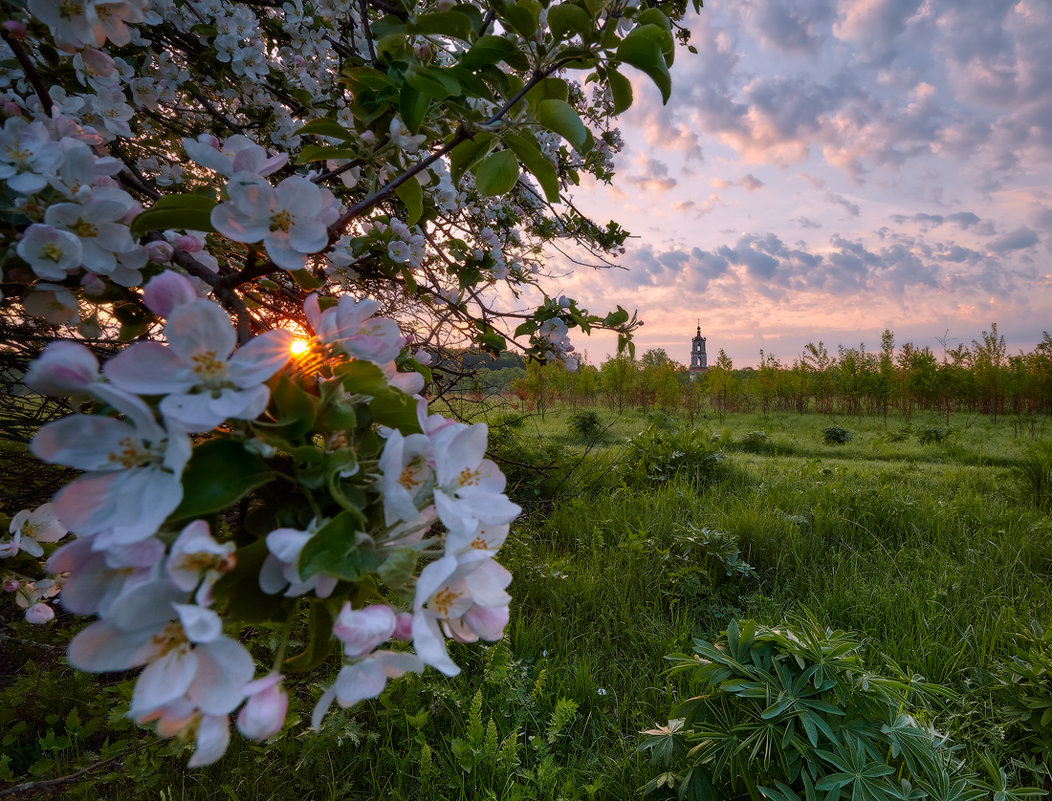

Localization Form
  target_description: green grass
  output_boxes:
[5,405,1052,798]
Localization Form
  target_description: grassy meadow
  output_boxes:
[3,403,1052,799]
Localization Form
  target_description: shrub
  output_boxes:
[639,618,994,801]
[618,425,726,488]
[568,411,603,440]
[646,410,676,429]
[917,426,949,444]
[738,430,772,454]
[1010,444,1052,511]
[823,426,852,445]
[997,619,1052,762]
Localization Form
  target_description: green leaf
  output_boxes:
[395,176,424,225]
[211,540,295,623]
[130,193,216,236]
[503,132,559,202]
[634,8,672,35]
[169,439,276,522]
[295,145,358,164]
[405,65,461,100]
[270,373,320,439]
[616,25,672,103]
[527,77,570,108]
[369,390,421,431]
[537,98,592,152]
[472,149,520,196]
[336,359,397,397]
[502,0,540,38]
[295,118,358,141]
[283,600,336,672]
[458,35,530,71]
[409,10,474,40]
[399,82,430,134]
[607,68,633,114]
[547,3,592,40]
[299,510,382,582]
[377,547,418,591]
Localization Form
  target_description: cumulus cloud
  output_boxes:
[827,192,861,217]
[988,227,1039,254]
[625,155,678,193]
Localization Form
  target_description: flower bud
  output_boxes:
[2,20,27,39]
[237,674,288,740]
[25,602,55,624]
[145,240,174,263]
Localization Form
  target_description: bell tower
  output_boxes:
[690,321,707,375]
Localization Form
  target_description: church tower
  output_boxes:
[690,322,707,375]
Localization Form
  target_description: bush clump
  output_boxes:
[640,618,1021,801]
[568,410,603,440]
[738,430,772,454]
[823,426,852,445]
[618,425,726,488]
[1010,444,1052,511]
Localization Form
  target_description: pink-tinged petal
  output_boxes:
[160,392,230,432]
[68,620,153,672]
[25,603,55,624]
[414,556,459,612]
[212,384,271,422]
[226,172,275,216]
[211,203,268,243]
[163,430,192,474]
[167,521,220,591]
[334,660,386,707]
[333,604,396,658]
[314,575,338,599]
[275,176,323,217]
[32,415,137,470]
[25,341,100,396]
[48,540,104,613]
[464,559,512,607]
[143,271,198,316]
[174,603,222,643]
[286,217,328,255]
[108,580,188,630]
[311,681,339,731]
[376,650,425,678]
[435,425,489,486]
[237,675,287,740]
[187,714,230,768]
[132,648,198,714]
[433,490,474,534]
[91,469,184,546]
[262,232,308,271]
[455,487,521,525]
[166,300,237,361]
[258,554,287,594]
[189,638,254,714]
[266,528,310,563]
[303,293,322,332]
[411,611,459,676]
[463,604,510,641]
[226,329,292,386]
[106,342,195,394]
[150,699,196,736]
[51,473,121,538]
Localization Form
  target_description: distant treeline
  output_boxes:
[452,324,1052,421]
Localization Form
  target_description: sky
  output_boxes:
[552,0,1052,368]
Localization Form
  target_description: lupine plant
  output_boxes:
[0,0,702,768]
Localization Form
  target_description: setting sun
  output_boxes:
[290,338,310,356]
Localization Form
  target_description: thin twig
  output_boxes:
[0,746,141,800]
[1,29,52,115]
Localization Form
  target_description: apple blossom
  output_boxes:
[211,173,337,271]
[105,298,292,432]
